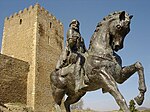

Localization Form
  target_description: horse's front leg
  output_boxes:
[118,61,147,105]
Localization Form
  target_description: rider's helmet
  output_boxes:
[69,19,80,27]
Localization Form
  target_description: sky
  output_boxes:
[0,0,150,111]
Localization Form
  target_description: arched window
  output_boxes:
[50,22,52,28]
[19,19,22,25]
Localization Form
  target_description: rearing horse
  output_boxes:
[50,11,146,112]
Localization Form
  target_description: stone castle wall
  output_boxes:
[0,54,29,104]
[1,4,64,111]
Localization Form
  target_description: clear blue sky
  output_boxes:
[0,0,150,111]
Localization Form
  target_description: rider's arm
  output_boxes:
[80,37,87,53]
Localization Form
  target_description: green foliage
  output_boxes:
[129,100,138,112]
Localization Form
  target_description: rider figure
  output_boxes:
[56,19,87,92]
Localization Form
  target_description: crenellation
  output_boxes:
[4,9,32,22]
[13,12,18,17]
[57,19,63,26]
[40,7,45,12]
[48,13,53,17]
[29,5,33,10]
[32,3,63,29]
[5,17,9,21]
[9,15,14,19]
[45,10,49,14]
[4,4,61,22]
[34,3,40,8]
[56,19,60,24]
[59,21,63,26]
[23,8,28,12]
[19,10,23,14]
[52,16,56,20]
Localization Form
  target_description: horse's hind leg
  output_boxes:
[51,85,65,112]
[109,87,130,112]
[118,61,146,105]
[64,92,86,112]
[100,69,130,112]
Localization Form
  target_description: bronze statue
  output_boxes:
[56,19,87,92]
[50,11,147,112]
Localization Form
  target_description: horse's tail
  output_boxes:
[50,70,66,89]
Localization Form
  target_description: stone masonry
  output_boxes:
[0,54,29,104]
[0,4,64,112]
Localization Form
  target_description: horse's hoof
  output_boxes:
[134,94,144,105]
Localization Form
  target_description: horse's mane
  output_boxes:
[96,11,126,30]
[103,11,124,21]
[89,11,127,49]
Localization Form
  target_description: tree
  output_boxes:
[129,100,138,112]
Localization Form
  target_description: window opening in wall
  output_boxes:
[19,19,22,25]
[50,22,52,28]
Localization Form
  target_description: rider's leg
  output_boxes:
[117,61,146,105]
[100,69,130,112]
[75,58,87,92]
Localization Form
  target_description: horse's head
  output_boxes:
[107,11,133,51]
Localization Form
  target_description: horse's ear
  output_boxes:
[119,11,125,21]
[129,15,133,20]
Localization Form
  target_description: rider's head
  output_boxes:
[69,19,80,29]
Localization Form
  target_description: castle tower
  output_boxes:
[1,4,64,111]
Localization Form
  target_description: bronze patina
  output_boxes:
[50,11,146,112]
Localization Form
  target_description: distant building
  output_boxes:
[0,3,64,111]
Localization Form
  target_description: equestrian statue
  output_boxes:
[50,11,147,112]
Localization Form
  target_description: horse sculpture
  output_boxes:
[50,11,146,112]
